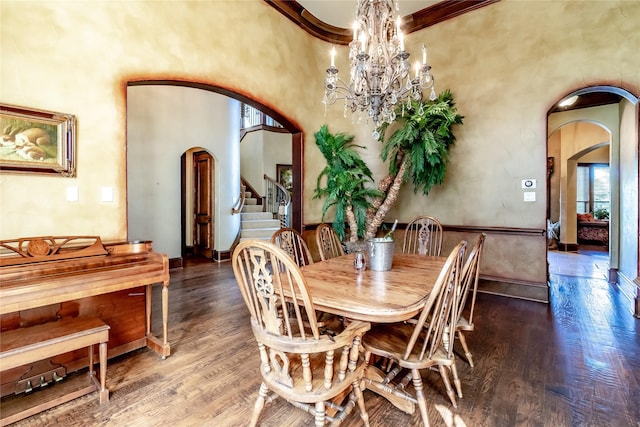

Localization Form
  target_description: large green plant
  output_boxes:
[313,125,382,241]
[313,91,463,242]
[365,90,463,238]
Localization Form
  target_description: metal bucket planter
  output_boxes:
[366,238,394,271]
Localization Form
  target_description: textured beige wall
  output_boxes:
[373,0,639,229]
[578,146,609,163]
[0,0,324,241]
[1,0,639,287]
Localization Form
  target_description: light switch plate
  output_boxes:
[66,186,79,202]
[524,192,536,202]
[101,187,114,202]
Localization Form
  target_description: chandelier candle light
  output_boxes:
[323,0,436,137]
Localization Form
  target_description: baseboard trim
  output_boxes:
[213,250,232,262]
[478,276,549,303]
[618,272,640,318]
[169,257,183,269]
[557,242,579,252]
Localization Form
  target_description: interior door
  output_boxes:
[193,151,214,258]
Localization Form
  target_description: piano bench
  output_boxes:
[0,317,110,426]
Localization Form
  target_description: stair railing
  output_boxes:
[264,174,291,228]
[231,184,246,214]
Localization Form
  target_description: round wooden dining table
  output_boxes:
[299,252,447,323]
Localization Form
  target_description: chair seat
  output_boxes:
[363,323,450,370]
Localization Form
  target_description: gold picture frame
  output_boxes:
[0,103,76,177]
[277,164,293,192]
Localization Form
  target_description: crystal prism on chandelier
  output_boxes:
[322,0,437,132]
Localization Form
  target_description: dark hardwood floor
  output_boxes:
[548,245,610,280]
[9,255,639,427]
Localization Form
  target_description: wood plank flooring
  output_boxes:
[7,256,640,427]
[548,246,610,280]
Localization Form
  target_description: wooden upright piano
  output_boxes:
[0,236,170,401]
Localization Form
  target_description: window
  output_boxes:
[576,163,610,215]
[576,166,589,213]
[240,103,283,130]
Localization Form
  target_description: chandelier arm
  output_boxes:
[322,0,436,129]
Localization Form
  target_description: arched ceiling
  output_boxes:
[265,0,500,45]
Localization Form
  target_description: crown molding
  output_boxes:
[265,0,501,45]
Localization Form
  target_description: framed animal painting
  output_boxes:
[0,104,76,176]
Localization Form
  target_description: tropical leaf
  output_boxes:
[376,90,463,195]
[313,125,381,240]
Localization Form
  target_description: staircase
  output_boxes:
[240,192,280,242]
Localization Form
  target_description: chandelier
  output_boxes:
[322,0,436,135]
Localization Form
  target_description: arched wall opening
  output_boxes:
[126,80,303,262]
[547,85,639,316]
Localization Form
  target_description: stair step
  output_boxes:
[242,219,281,230]
[239,236,272,242]
[242,204,263,213]
[241,211,273,220]
[245,198,258,205]
[241,228,280,239]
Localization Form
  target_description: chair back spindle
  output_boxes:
[403,216,444,256]
[271,228,314,267]
[457,233,486,328]
[315,223,345,261]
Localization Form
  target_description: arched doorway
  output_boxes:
[180,148,215,259]
[127,81,304,263]
[546,85,639,316]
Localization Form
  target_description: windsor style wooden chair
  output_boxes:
[232,240,371,427]
[271,228,337,327]
[315,223,345,261]
[363,241,467,426]
[455,233,487,368]
[402,216,444,257]
[271,228,314,267]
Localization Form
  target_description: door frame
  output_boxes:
[192,150,214,258]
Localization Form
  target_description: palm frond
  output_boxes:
[314,125,380,240]
[376,90,463,196]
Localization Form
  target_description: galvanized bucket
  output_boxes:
[366,238,394,271]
